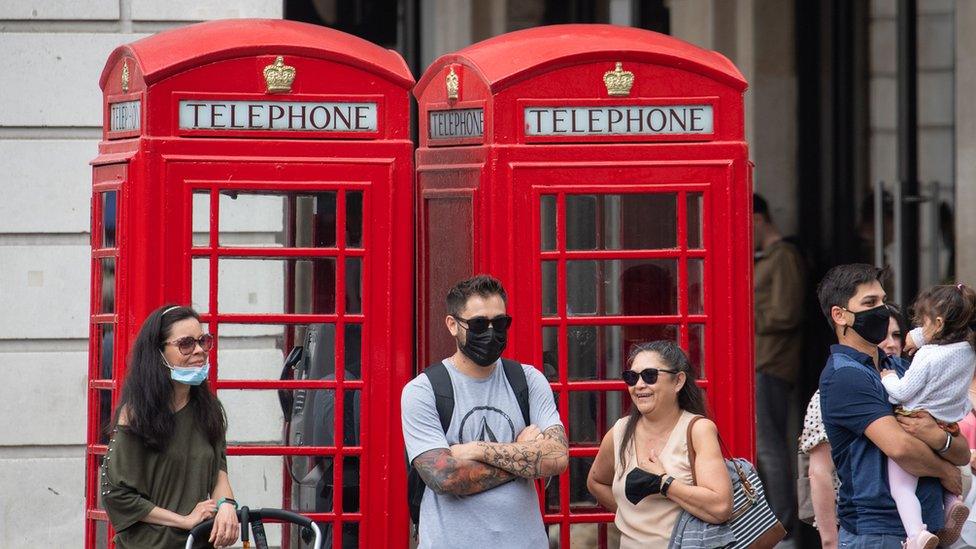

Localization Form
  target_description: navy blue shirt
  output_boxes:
[819,344,944,536]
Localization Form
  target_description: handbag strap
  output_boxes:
[684,415,756,500]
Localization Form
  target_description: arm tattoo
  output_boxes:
[413,448,515,496]
[474,425,569,479]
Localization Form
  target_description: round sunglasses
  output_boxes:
[622,368,680,386]
[163,333,214,356]
[452,314,513,334]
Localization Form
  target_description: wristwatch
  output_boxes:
[660,476,675,498]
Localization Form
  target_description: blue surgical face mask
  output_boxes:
[160,351,210,386]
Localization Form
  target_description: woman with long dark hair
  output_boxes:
[587,340,733,547]
[101,305,239,548]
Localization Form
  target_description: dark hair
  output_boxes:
[617,341,708,476]
[446,274,508,317]
[753,193,771,222]
[111,304,226,451]
[816,263,885,329]
[912,284,976,352]
[886,303,909,344]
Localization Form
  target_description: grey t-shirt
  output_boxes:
[401,358,562,549]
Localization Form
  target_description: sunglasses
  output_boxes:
[453,314,513,334]
[164,333,214,356]
[622,368,680,386]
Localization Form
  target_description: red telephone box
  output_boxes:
[415,24,752,547]
[86,20,414,548]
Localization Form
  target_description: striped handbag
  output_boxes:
[687,416,787,549]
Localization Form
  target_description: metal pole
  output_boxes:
[897,0,919,303]
[929,181,940,284]
[893,183,904,305]
[874,180,885,268]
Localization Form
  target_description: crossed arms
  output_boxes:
[412,424,569,496]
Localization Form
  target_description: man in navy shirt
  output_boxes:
[817,264,969,548]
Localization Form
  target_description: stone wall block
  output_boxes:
[0,139,97,233]
[0,245,90,339]
[0,33,147,127]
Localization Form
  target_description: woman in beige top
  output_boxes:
[587,340,733,547]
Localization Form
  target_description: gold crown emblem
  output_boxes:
[121,60,130,93]
[264,56,296,94]
[603,62,634,97]
[446,66,459,101]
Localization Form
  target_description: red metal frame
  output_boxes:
[87,20,414,548]
[415,25,752,548]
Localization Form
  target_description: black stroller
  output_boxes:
[185,506,323,549]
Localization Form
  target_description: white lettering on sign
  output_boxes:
[524,105,713,136]
[178,100,378,132]
[429,108,484,140]
[110,100,141,132]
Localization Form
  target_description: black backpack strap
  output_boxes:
[501,358,531,428]
[422,362,455,433]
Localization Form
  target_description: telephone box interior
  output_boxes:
[87,19,414,548]
[414,24,752,548]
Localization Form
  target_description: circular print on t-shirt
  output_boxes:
[457,406,517,443]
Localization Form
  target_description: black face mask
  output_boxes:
[845,304,891,345]
[625,468,662,504]
[457,327,507,367]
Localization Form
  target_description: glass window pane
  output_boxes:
[192,191,210,247]
[100,257,115,314]
[542,261,558,316]
[567,259,678,316]
[345,258,362,314]
[566,193,676,250]
[217,191,339,248]
[97,388,113,444]
[346,191,363,248]
[192,258,209,313]
[546,524,560,547]
[541,195,557,251]
[220,388,360,448]
[566,325,678,381]
[542,326,559,382]
[98,324,115,380]
[689,324,705,378]
[544,475,560,513]
[101,191,117,249]
[569,456,598,509]
[217,258,335,314]
[687,192,703,249]
[94,519,109,548]
[568,391,626,445]
[688,259,704,315]
[571,523,614,548]
[344,323,362,379]
[216,323,305,378]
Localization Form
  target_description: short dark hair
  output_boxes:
[447,275,508,317]
[816,263,885,328]
[753,193,771,222]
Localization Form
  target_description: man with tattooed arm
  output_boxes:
[401,275,568,548]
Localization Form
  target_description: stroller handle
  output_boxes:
[185,507,321,549]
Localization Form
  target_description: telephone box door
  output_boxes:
[511,161,748,545]
[174,157,409,548]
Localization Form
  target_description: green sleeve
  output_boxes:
[101,428,157,532]
[218,435,228,473]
